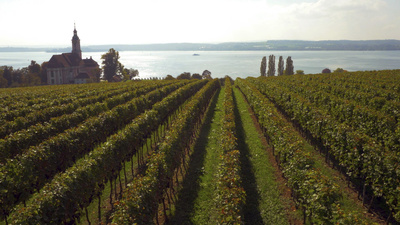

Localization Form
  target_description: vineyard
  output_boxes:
[0,70,399,224]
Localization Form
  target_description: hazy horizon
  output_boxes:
[2,39,400,49]
[1,0,400,47]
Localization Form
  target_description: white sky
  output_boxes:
[1,0,400,47]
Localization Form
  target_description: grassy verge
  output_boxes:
[233,87,289,225]
[168,88,224,224]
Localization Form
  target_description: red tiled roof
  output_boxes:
[47,55,67,68]
[47,53,81,68]
[81,58,99,67]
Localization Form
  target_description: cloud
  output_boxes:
[270,0,392,40]
[287,0,386,17]
[1,0,399,46]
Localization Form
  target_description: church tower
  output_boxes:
[71,24,82,59]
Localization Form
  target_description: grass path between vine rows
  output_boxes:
[168,86,296,225]
[232,87,290,225]
[167,87,224,224]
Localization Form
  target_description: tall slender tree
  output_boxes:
[0,74,6,88]
[267,54,275,77]
[39,62,48,84]
[260,56,267,77]
[101,48,122,82]
[28,60,41,74]
[285,56,294,75]
[2,66,13,86]
[278,56,284,76]
[0,68,7,88]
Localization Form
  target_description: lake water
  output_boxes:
[1,51,400,79]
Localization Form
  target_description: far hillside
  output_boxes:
[2,40,400,52]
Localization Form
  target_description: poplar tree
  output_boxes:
[267,55,275,76]
[285,56,294,75]
[260,56,266,77]
[278,56,284,76]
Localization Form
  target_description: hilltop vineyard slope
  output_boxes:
[1,70,399,224]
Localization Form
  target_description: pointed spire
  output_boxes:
[74,22,77,34]
[72,23,81,59]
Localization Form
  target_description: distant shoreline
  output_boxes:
[2,50,400,76]
[2,40,400,52]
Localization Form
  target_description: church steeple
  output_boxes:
[72,23,82,59]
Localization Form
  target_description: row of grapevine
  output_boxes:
[261,76,397,144]
[236,78,368,224]
[247,73,400,222]
[0,83,101,112]
[6,79,212,224]
[0,81,170,138]
[0,81,177,162]
[329,76,397,113]
[0,80,193,220]
[214,77,245,224]
[305,70,400,95]
[0,81,139,123]
[278,75,400,121]
[112,79,220,224]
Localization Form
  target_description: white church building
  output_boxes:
[46,25,99,85]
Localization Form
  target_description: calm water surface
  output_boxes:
[1,51,399,79]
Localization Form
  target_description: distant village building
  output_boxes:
[46,25,99,85]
